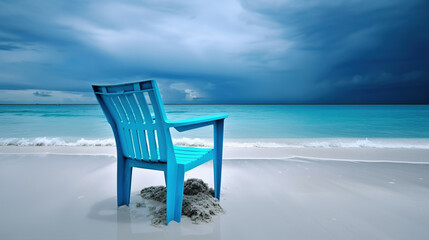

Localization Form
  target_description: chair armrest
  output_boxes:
[166,115,227,132]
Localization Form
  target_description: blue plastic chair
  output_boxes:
[92,80,227,225]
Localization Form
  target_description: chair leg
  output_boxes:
[174,166,185,222]
[117,157,132,206]
[213,159,222,200]
[164,170,168,186]
[166,166,185,224]
[214,119,224,200]
[117,156,125,206]
[166,170,177,225]
[124,163,133,205]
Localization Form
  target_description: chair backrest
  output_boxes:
[93,80,170,162]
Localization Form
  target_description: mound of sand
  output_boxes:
[137,178,223,225]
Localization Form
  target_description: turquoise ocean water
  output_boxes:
[0,105,429,148]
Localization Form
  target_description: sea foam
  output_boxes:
[0,137,115,147]
[303,138,429,149]
[0,137,428,149]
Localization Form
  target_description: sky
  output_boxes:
[0,0,428,104]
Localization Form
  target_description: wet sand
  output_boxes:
[0,147,428,239]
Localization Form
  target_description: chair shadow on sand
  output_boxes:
[87,195,221,240]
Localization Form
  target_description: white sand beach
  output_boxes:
[1,146,429,240]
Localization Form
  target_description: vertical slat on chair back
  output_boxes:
[93,80,169,162]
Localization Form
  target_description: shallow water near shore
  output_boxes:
[1,104,429,149]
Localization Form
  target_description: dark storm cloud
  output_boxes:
[0,0,428,103]
[0,43,21,51]
[240,0,429,103]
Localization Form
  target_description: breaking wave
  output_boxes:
[0,137,116,147]
[0,137,428,149]
[302,138,429,149]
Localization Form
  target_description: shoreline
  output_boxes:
[1,145,428,163]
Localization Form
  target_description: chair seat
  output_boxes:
[173,146,214,170]
[129,146,214,172]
